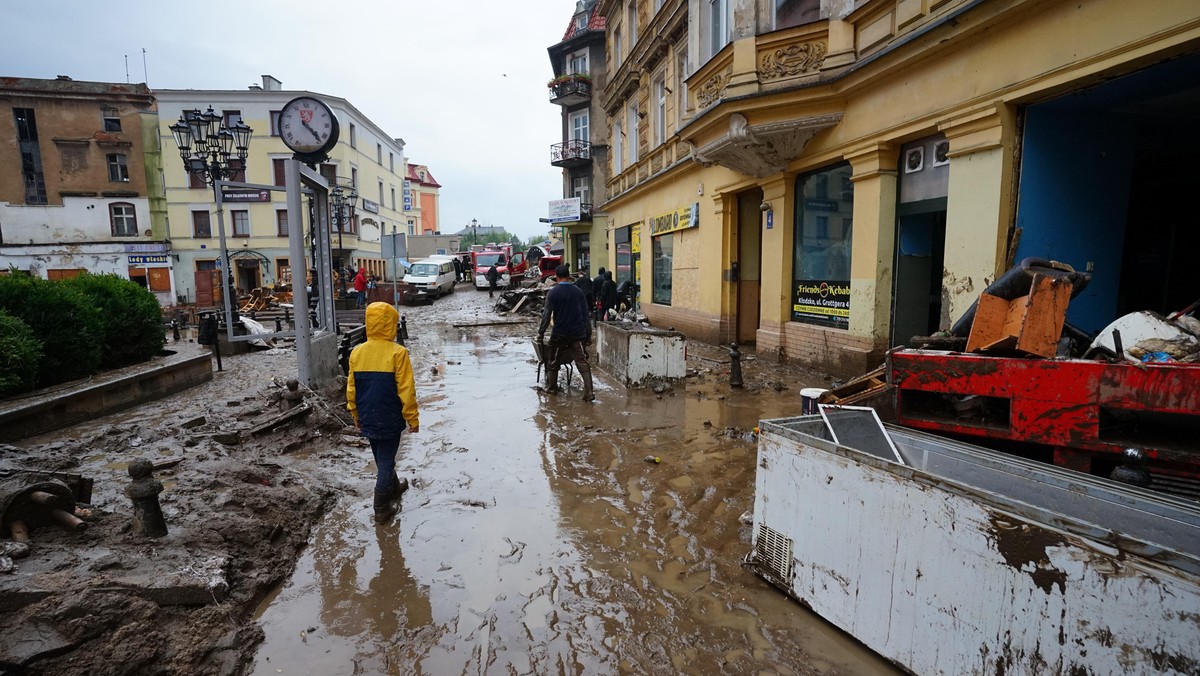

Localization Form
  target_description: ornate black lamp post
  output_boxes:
[471,218,478,246]
[330,184,358,298]
[169,107,252,286]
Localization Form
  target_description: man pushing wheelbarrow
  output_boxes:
[536,264,595,401]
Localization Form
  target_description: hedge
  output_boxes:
[0,309,42,397]
[0,274,103,388]
[62,273,165,369]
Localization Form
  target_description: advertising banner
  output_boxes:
[548,197,582,223]
[649,203,699,236]
[792,280,851,327]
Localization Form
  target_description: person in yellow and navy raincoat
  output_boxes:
[347,302,420,522]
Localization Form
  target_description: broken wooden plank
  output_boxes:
[248,403,312,437]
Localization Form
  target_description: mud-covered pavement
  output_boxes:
[1,286,899,675]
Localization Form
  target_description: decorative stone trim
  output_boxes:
[759,41,828,81]
[694,67,731,109]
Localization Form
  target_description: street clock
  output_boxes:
[279,96,339,163]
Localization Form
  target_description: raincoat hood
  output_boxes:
[365,302,398,341]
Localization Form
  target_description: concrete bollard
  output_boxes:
[125,458,168,538]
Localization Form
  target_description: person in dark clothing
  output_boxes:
[538,264,595,401]
[573,271,594,315]
[452,257,462,283]
[485,263,500,298]
[592,267,607,320]
[615,279,637,313]
[599,270,618,321]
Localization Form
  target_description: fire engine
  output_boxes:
[471,245,527,290]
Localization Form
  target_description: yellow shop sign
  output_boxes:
[649,203,699,237]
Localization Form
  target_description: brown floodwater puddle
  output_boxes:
[251,296,900,675]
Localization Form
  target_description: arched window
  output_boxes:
[110,202,137,237]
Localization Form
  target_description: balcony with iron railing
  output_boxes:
[551,139,592,167]
[548,74,592,106]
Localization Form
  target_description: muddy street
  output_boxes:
[250,288,897,675]
[0,285,897,675]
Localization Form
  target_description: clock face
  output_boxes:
[279,97,338,156]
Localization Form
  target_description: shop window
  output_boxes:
[652,233,673,305]
[192,210,211,238]
[615,223,640,287]
[791,161,854,328]
[109,202,137,236]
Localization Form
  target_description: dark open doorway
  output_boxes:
[735,188,764,344]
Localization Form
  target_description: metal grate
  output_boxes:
[755,523,794,582]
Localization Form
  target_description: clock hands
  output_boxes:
[301,119,322,143]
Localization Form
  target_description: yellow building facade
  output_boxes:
[157,77,410,303]
[598,0,1200,375]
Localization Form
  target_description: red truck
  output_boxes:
[471,245,527,290]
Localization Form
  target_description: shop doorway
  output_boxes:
[891,135,949,346]
[735,188,764,344]
[1014,52,1200,334]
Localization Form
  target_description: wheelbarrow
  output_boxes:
[531,337,575,390]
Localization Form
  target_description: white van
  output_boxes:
[404,258,456,301]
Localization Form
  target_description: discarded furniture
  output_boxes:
[965,273,1072,358]
[594,321,685,387]
[0,477,87,541]
[749,416,1200,676]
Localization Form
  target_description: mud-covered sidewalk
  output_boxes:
[0,289,897,675]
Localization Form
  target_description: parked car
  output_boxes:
[404,258,456,301]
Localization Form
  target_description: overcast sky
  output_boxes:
[3,0,574,241]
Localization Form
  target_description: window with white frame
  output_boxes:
[109,202,136,236]
[351,166,358,189]
[575,11,588,30]
[705,0,730,62]
[613,118,624,175]
[573,176,590,206]
[107,153,129,182]
[389,152,394,172]
[390,186,396,210]
[653,73,666,146]
[567,49,588,75]
[232,210,250,237]
[569,110,589,143]
[377,143,382,164]
[627,102,639,166]
[613,27,623,67]
[349,123,357,148]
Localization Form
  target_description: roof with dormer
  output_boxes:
[561,1,605,42]
[406,163,441,188]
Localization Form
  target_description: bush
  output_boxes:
[62,273,165,369]
[0,309,42,396]
[0,274,102,387]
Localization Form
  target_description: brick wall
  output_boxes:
[758,320,885,377]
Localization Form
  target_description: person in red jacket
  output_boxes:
[353,267,368,309]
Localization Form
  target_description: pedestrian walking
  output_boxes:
[599,270,618,321]
[592,267,607,321]
[538,264,595,401]
[346,302,421,523]
[573,271,594,315]
[486,263,500,298]
[354,267,368,309]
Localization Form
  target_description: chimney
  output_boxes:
[261,75,283,91]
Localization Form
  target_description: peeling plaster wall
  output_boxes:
[1,196,152,245]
